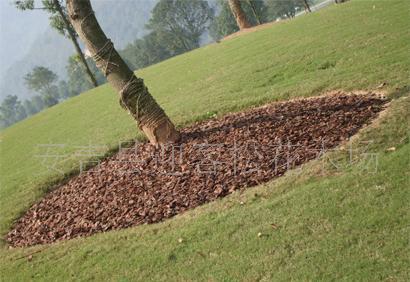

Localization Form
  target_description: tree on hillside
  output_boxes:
[209,0,239,40]
[14,0,98,87]
[31,95,46,111]
[228,0,252,30]
[0,95,27,128]
[301,0,312,13]
[57,80,70,99]
[24,66,59,107]
[23,96,46,116]
[23,96,44,116]
[265,0,308,19]
[246,0,269,24]
[66,55,105,98]
[23,99,38,115]
[121,0,214,70]
[67,0,180,145]
[147,0,214,54]
[121,31,173,70]
[210,0,269,40]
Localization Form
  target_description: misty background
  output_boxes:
[0,0,158,102]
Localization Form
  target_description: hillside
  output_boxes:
[0,0,409,280]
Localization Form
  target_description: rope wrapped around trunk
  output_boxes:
[92,39,119,76]
[119,76,167,130]
[79,10,167,133]
[80,11,119,75]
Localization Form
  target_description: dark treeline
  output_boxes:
[1,0,313,129]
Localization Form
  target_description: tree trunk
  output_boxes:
[53,0,98,88]
[302,0,312,12]
[228,0,252,30]
[247,0,261,25]
[66,0,180,145]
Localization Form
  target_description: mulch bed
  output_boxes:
[7,93,387,247]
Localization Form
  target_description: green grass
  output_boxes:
[1,0,409,280]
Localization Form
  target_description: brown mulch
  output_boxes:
[7,93,387,247]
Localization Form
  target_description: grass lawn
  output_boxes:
[0,0,409,280]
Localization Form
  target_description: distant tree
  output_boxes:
[210,0,268,40]
[0,95,27,128]
[210,0,239,40]
[147,0,214,54]
[246,0,269,24]
[121,31,173,70]
[30,95,46,112]
[24,66,57,93]
[14,0,98,87]
[301,0,312,12]
[57,80,70,99]
[265,0,304,19]
[24,66,59,107]
[228,0,252,30]
[269,0,313,18]
[23,99,38,115]
[66,55,105,97]
[121,0,215,70]
[119,47,138,71]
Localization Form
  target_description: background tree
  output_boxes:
[120,0,215,71]
[57,80,70,99]
[245,0,269,25]
[23,96,46,116]
[301,0,312,12]
[209,0,239,40]
[24,66,59,107]
[146,0,214,54]
[65,55,105,98]
[265,0,303,19]
[30,96,46,111]
[14,0,98,87]
[0,95,27,128]
[210,0,268,40]
[121,31,173,70]
[228,0,252,30]
[67,0,180,145]
[23,99,38,116]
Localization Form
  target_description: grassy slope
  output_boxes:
[0,0,409,280]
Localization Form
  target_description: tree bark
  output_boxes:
[66,0,180,145]
[302,0,312,12]
[228,0,252,30]
[247,0,261,25]
[53,0,98,88]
